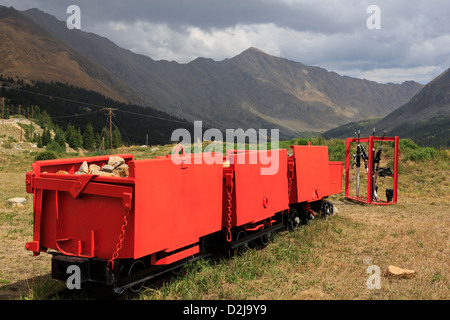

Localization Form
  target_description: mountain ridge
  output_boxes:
[1,5,425,138]
[0,6,136,103]
[323,67,450,147]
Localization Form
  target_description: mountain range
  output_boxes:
[323,67,450,147]
[0,5,426,140]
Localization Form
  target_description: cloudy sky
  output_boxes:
[2,0,450,84]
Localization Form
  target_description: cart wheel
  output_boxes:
[288,210,300,231]
[307,210,315,225]
[322,202,330,219]
[300,209,313,225]
[259,233,271,247]
[128,260,146,293]
[172,266,184,275]
[329,203,334,215]
[236,230,249,255]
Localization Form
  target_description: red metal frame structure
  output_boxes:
[345,135,399,205]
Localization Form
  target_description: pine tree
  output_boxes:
[37,134,43,148]
[40,110,52,129]
[41,127,52,146]
[54,126,66,151]
[82,123,95,150]
[65,124,77,149]
[101,127,109,149]
[94,132,101,150]
[74,128,83,150]
[112,127,122,148]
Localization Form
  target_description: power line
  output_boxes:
[50,110,102,119]
[1,83,217,146]
[1,85,106,110]
[1,84,198,126]
[116,109,194,125]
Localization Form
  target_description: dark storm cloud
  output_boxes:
[1,0,450,83]
[1,0,363,33]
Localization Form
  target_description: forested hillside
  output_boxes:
[0,76,195,147]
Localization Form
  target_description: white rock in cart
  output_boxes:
[88,164,101,174]
[91,168,116,177]
[113,164,129,177]
[101,164,115,172]
[77,161,89,174]
[108,156,125,168]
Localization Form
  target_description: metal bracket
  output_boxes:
[69,174,95,199]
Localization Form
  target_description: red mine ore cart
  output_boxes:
[288,144,344,226]
[25,152,223,292]
[222,149,289,252]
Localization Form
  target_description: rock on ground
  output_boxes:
[386,265,415,279]
[5,197,26,205]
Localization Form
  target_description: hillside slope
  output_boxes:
[373,68,450,131]
[323,68,450,147]
[0,6,147,105]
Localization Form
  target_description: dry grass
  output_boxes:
[139,193,448,300]
[0,123,448,300]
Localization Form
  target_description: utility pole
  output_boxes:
[101,107,118,149]
[18,105,22,142]
[31,106,34,137]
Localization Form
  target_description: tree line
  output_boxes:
[16,106,123,154]
[0,76,196,147]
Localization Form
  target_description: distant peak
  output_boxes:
[234,47,276,60]
[0,5,18,16]
[242,47,268,55]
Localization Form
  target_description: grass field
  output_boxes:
[0,122,448,300]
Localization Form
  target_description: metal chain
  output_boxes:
[287,164,294,200]
[107,208,130,270]
[226,185,233,242]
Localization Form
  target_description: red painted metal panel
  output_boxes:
[224,150,288,228]
[289,145,343,204]
[27,178,135,259]
[154,245,199,265]
[132,153,223,259]
[25,154,136,259]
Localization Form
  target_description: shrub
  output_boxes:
[405,147,437,162]
[399,139,419,151]
[327,139,346,161]
[45,140,65,154]
[2,141,13,149]
[34,150,58,161]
